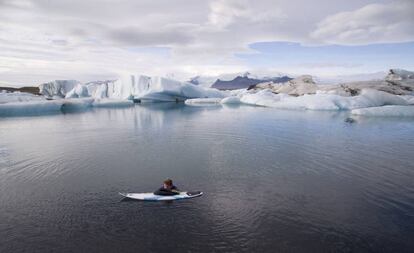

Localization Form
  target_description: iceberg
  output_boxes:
[352,106,414,117]
[61,98,94,111]
[36,74,226,103]
[237,89,408,111]
[0,100,64,116]
[0,92,44,104]
[39,80,80,98]
[220,96,241,104]
[134,76,226,102]
[65,84,89,98]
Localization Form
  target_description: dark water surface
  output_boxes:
[0,104,413,252]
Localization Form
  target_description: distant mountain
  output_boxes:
[0,86,39,95]
[211,74,292,90]
[188,76,201,85]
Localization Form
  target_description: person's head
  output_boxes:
[163,179,173,189]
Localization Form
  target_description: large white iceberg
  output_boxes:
[134,76,226,102]
[39,80,80,98]
[39,75,226,102]
[64,84,89,98]
[237,89,408,110]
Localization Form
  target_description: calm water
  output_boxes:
[0,104,413,253]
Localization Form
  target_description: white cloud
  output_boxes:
[208,0,285,28]
[0,0,412,86]
[311,0,414,45]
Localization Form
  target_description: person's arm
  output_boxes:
[154,187,179,196]
[171,186,180,194]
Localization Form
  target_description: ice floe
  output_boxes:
[231,89,408,111]
[135,77,226,102]
[0,92,44,104]
[2,69,414,117]
[352,106,414,117]
[0,100,64,116]
[220,96,241,104]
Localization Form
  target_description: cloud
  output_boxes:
[208,0,285,28]
[107,26,194,46]
[311,0,414,45]
[0,0,413,86]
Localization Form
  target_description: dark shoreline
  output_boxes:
[0,86,39,95]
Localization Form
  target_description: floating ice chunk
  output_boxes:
[0,100,63,116]
[39,80,80,97]
[350,89,408,108]
[238,89,408,110]
[240,89,288,107]
[92,99,134,108]
[185,98,222,105]
[65,84,89,98]
[135,76,226,102]
[0,92,44,104]
[61,98,94,111]
[221,96,241,104]
[401,95,414,105]
[351,106,414,117]
[316,89,351,97]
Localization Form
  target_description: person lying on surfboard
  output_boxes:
[153,179,180,196]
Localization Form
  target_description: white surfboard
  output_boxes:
[119,191,203,201]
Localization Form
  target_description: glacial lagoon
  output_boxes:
[0,104,413,252]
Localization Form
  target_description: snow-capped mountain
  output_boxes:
[189,72,293,90]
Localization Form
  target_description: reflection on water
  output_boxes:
[0,104,413,252]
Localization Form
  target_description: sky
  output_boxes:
[0,0,413,86]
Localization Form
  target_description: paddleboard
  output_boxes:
[119,191,203,201]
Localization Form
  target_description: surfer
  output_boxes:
[154,179,180,196]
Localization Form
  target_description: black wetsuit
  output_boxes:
[154,185,179,196]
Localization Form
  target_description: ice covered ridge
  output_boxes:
[185,88,414,116]
[193,71,413,117]
[0,93,133,116]
[40,75,226,102]
[0,75,224,116]
[1,69,413,117]
[238,89,410,110]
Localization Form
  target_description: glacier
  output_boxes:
[1,69,414,117]
[39,75,226,102]
[39,80,80,98]
[0,74,225,116]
